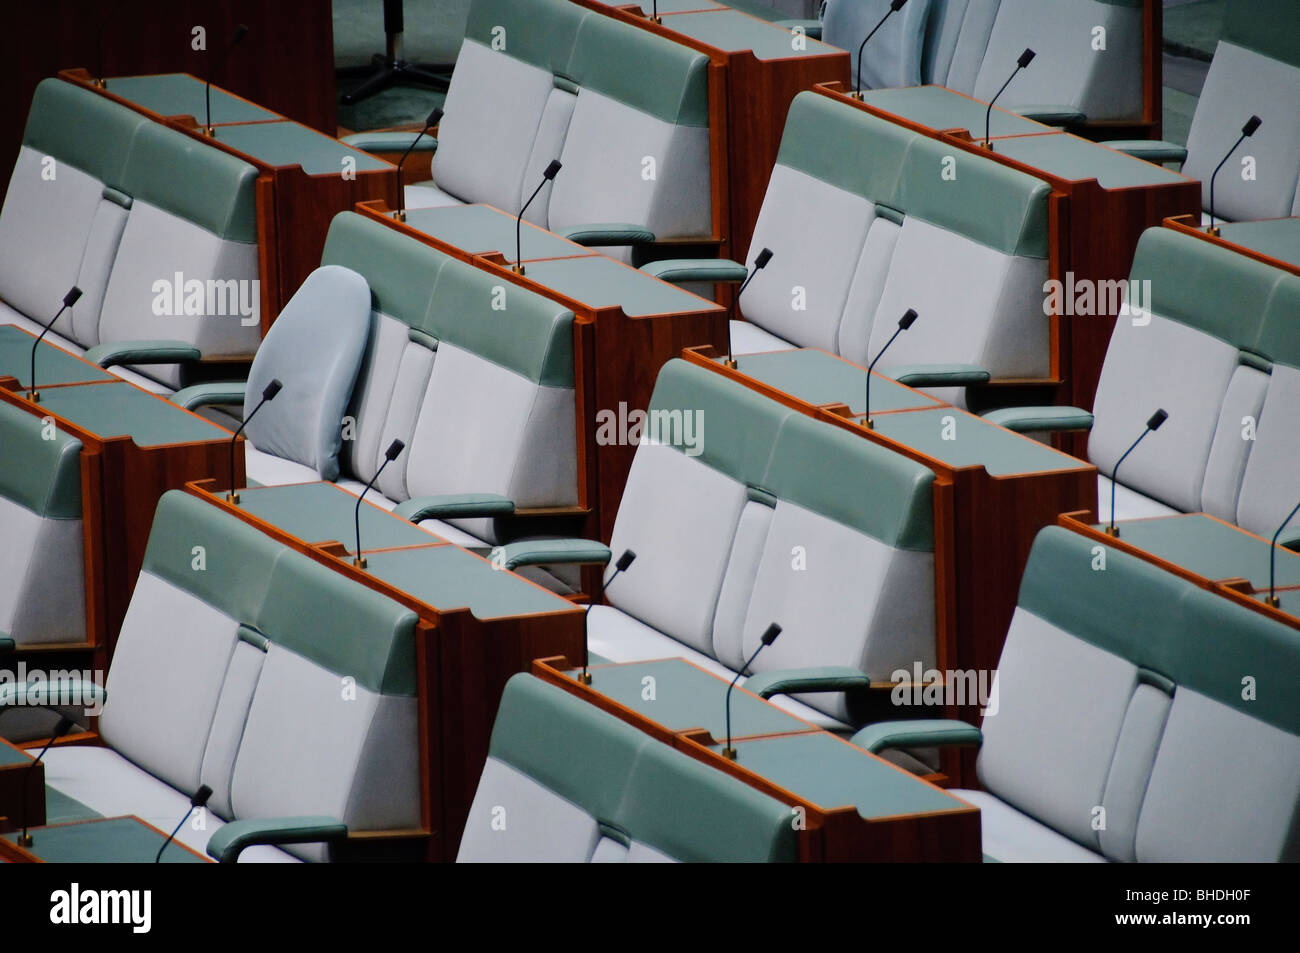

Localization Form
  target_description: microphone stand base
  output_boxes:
[864,417,874,430]
[1104,525,1120,538]
[723,357,737,370]
[27,391,40,404]
[353,556,368,570]
[1206,226,1221,238]
[721,747,737,761]
[512,264,526,276]
[393,210,407,223]
[204,126,217,138]
[1266,595,1281,609]
[577,670,592,685]
[17,832,33,848]
[982,141,995,151]
[226,491,240,505]
[93,78,107,89]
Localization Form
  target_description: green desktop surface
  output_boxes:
[522,255,722,317]
[712,730,969,819]
[212,120,392,175]
[0,742,30,767]
[871,406,1085,476]
[991,132,1189,189]
[4,816,208,863]
[233,482,442,552]
[664,10,838,59]
[572,658,817,740]
[1217,219,1300,268]
[362,544,578,620]
[859,86,1049,139]
[403,205,591,262]
[105,73,277,124]
[36,382,229,447]
[0,325,114,388]
[1102,513,1300,591]
[731,349,943,414]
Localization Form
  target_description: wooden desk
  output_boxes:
[684,345,1097,746]
[1058,511,1300,632]
[1163,215,1300,276]
[576,1,850,259]
[843,83,1201,417]
[184,479,585,861]
[356,200,728,543]
[0,377,238,665]
[533,656,982,862]
[0,815,210,863]
[57,69,398,327]
[0,740,43,834]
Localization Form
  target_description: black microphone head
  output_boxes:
[230,24,249,47]
[615,549,637,572]
[384,438,405,462]
[891,0,908,10]
[760,623,782,646]
[191,784,214,808]
[63,286,83,308]
[898,308,918,330]
[543,159,563,181]
[426,107,444,129]
[1242,115,1262,137]
[1017,48,1036,69]
[262,379,283,401]
[754,248,774,269]
[1146,409,1168,431]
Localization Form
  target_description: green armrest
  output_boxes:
[0,679,105,711]
[1011,105,1086,125]
[886,363,992,388]
[850,719,983,755]
[171,381,248,411]
[743,666,872,699]
[392,493,516,523]
[0,636,14,654]
[639,258,749,284]
[982,405,1094,434]
[205,816,347,863]
[340,132,438,154]
[1280,529,1300,552]
[84,340,202,369]
[496,539,612,571]
[556,223,656,246]
[1102,139,1188,164]
[774,18,822,39]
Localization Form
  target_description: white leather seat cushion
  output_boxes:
[729,319,792,356]
[403,182,465,211]
[0,499,85,644]
[41,745,296,862]
[457,756,601,863]
[1236,363,1300,536]
[953,789,1107,863]
[244,442,321,488]
[1097,474,1180,524]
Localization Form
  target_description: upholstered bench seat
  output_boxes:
[1097,475,1180,523]
[40,746,297,863]
[728,319,794,357]
[953,789,1107,864]
[403,182,464,211]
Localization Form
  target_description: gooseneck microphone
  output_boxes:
[514,160,562,275]
[227,378,282,505]
[1208,115,1262,237]
[1266,499,1300,609]
[17,716,77,848]
[1106,408,1167,537]
[205,23,249,137]
[984,48,1035,150]
[723,623,781,760]
[581,549,636,685]
[156,785,213,862]
[354,439,405,569]
[28,286,82,403]
[393,106,444,223]
[856,0,909,100]
[864,308,917,430]
[725,248,774,369]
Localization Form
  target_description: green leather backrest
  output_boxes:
[22,79,146,187]
[1131,227,1284,355]
[119,121,259,243]
[322,211,447,329]
[565,12,710,127]
[648,358,791,491]
[0,401,82,519]
[491,674,797,862]
[900,134,1051,258]
[465,0,585,76]
[141,491,418,695]
[776,92,912,208]
[1253,272,1300,371]
[764,412,935,552]
[420,256,576,388]
[490,673,645,825]
[1223,0,1300,69]
[1018,527,1300,736]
